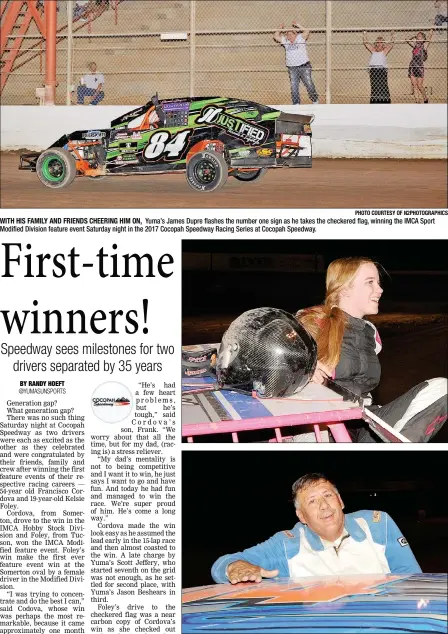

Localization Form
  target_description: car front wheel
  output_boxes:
[186,151,228,192]
[36,148,77,189]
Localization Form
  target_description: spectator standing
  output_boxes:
[407,30,434,103]
[363,32,394,103]
[77,62,105,105]
[274,21,319,105]
[434,0,448,26]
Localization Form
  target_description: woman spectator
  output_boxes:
[296,257,447,442]
[363,32,394,103]
[407,30,434,103]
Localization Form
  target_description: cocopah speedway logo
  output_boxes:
[91,382,133,423]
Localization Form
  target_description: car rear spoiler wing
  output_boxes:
[276,111,314,135]
[278,112,314,124]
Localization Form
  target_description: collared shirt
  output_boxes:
[281,34,310,67]
[288,519,390,578]
[321,527,349,550]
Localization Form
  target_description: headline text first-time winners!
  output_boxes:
[0,243,174,279]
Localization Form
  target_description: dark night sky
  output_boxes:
[182,239,447,270]
[182,240,448,316]
[182,451,448,587]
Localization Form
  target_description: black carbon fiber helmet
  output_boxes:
[216,307,317,398]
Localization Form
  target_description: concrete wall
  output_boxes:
[1,104,446,159]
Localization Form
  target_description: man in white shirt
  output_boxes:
[77,62,105,105]
[212,473,421,583]
[274,21,319,105]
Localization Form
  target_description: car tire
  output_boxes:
[233,168,267,183]
[36,148,77,189]
[186,150,228,192]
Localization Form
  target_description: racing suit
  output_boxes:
[211,510,421,583]
[334,315,447,442]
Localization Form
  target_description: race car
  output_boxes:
[183,574,448,633]
[19,95,313,192]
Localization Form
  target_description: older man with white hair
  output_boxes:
[274,20,319,105]
[212,473,421,584]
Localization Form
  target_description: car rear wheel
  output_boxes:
[186,151,228,192]
[233,168,267,183]
[36,148,77,189]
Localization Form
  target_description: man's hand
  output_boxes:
[311,361,332,385]
[292,20,309,39]
[227,560,279,584]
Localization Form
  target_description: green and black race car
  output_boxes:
[19,95,313,192]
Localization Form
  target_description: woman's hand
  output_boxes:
[311,361,333,385]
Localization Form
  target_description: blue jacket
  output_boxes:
[212,510,421,583]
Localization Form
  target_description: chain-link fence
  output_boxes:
[1,0,447,105]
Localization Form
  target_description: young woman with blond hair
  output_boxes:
[363,32,394,103]
[297,257,447,442]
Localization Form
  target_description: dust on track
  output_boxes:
[1,154,447,209]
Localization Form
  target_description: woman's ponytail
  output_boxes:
[296,256,376,370]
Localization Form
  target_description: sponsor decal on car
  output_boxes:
[122,154,138,162]
[83,130,106,139]
[227,106,258,115]
[119,141,139,153]
[196,106,268,145]
[257,148,273,157]
[233,148,251,158]
[163,101,189,112]
[184,367,210,376]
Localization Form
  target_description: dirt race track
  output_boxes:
[1,154,447,209]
